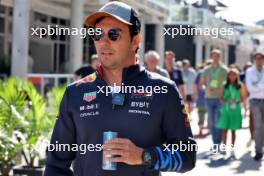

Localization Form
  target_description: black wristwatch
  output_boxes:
[141,149,153,167]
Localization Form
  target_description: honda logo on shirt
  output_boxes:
[83,91,97,102]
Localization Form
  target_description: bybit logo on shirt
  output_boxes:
[130,101,150,108]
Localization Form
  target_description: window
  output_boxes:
[8,21,12,34]
[0,5,4,14]
[59,33,66,41]
[35,12,48,23]
[0,17,4,33]
[9,7,12,16]
[0,36,4,55]
[59,44,65,64]
[53,43,58,71]
[59,19,66,26]
[8,42,11,56]
[50,26,57,40]
[51,17,58,24]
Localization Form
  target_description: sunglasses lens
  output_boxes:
[108,29,121,41]
[92,33,102,41]
[92,28,121,41]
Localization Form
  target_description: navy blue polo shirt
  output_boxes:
[44,65,196,176]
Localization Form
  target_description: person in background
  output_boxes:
[246,51,264,161]
[199,49,228,152]
[239,62,252,83]
[74,54,100,80]
[193,62,209,138]
[176,61,183,70]
[239,62,254,147]
[144,50,170,78]
[182,59,197,113]
[217,68,246,157]
[164,51,185,99]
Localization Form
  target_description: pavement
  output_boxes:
[162,108,264,176]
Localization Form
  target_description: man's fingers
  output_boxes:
[106,138,130,144]
[103,143,128,150]
[104,150,129,157]
[105,156,127,163]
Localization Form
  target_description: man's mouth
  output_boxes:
[101,51,113,56]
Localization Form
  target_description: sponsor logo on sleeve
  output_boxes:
[83,91,97,103]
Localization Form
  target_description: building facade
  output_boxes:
[0,0,169,77]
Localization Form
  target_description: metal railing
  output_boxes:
[27,73,74,96]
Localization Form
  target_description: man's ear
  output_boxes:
[132,34,142,51]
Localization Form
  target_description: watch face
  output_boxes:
[143,152,152,163]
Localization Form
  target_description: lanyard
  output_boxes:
[229,85,236,101]
[210,66,221,80]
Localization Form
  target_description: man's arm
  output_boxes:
[177,70,186,99]
[44,88,76,176]
[148,83,197,173]
[103,83,196,173]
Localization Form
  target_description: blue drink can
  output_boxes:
[102,131,118,170]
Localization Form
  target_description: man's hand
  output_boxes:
[102,138,143,165]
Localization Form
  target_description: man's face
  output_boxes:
[183,63,189,71]
[255,54,264,68]
[211,53,221,63]
[94,17,139,69]
[165,54,174,68]
[145,56,158,71]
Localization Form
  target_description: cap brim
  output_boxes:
[85,12,132,27]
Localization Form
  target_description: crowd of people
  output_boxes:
[144,49,264,161]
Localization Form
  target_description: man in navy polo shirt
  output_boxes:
[44,1,196,176]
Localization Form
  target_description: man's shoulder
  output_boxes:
[156,66,167,73]
[246,66,254,74]
[68,72,98,90]
[203,66,211,74]
[145,70,175,86]
[220,64,228,72]
[156,67,169,76]
[189,68,197,75]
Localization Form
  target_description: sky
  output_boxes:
[185,0,264,25]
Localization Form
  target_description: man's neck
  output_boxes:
[256,65,263,72]
[212,62,219,68]
[102,56,137,86]
[166,65,173,72]
[103,68,123,86]
[148,67,156,72]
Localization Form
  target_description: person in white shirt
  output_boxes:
[246,51,264,161]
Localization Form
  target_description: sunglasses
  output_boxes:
[92,28,122,41]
